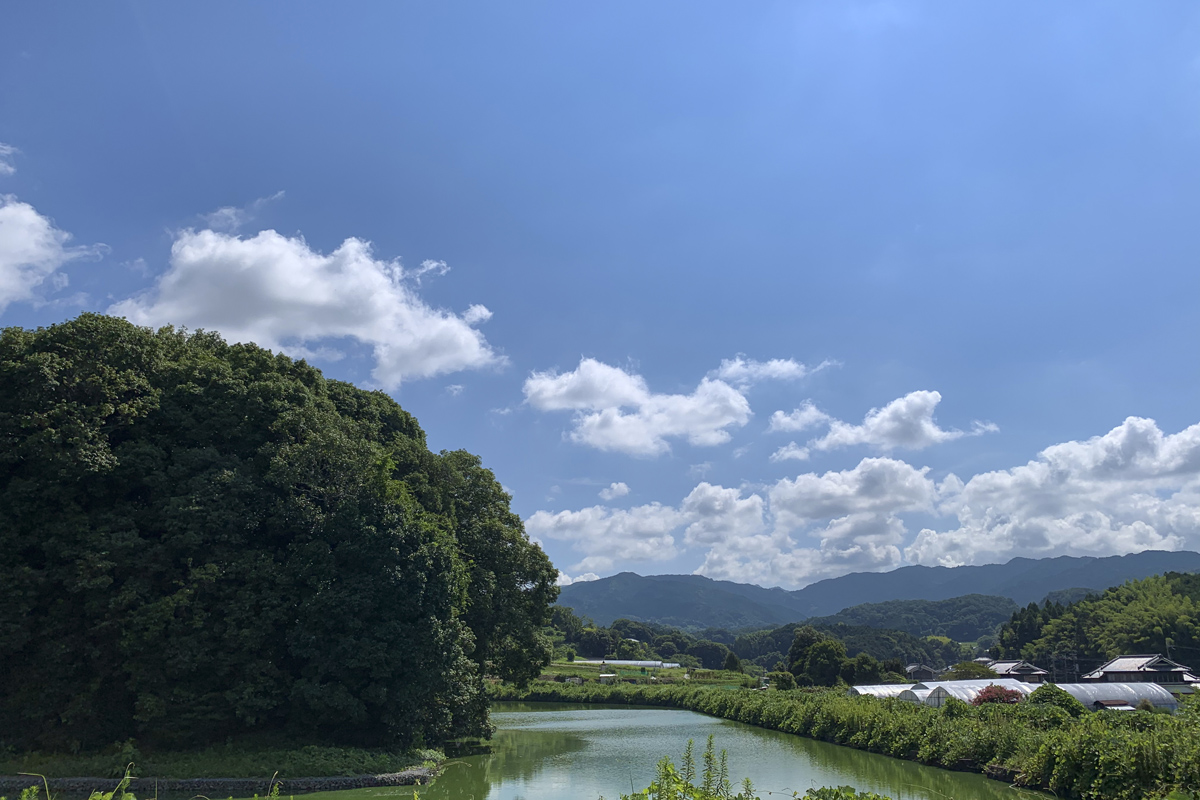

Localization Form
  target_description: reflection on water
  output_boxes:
[291,702,1047,800]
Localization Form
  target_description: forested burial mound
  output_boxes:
[0,314,558,754]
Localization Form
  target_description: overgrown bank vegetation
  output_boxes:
[493,682,1200,799]
[0,314,558,754]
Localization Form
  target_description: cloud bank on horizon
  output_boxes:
[528,414,1200,588]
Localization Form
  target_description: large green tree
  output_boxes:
[0,314,556,752]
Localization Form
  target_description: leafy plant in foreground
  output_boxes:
[610,737,894,800]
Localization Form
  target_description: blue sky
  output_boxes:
[4,2,1200,588]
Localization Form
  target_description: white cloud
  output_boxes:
[770,442,810,462]
[695,512,908,588]
[599,481,630,500]
[769,400,833,433]
[810,390,996,452]
[109,229,503,390]
[202,191,285,233]
[770,457,936,530]
[712,356,829,388]
[524,358,752,456]
[906,416,1200,567]
[525,358,650,411]
[446,384,464,396]
[534,416,1200,589]
[556,571,600,586]
[526,503,684,572]
[0,143,17,176]
[680,482,766,545]
[0,195,106,314]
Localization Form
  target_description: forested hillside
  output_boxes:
[558,551,1200,629]
[551,608,964,674]
[992,572,1200,680]
[804,594,1017,642]
[0,314,558,752]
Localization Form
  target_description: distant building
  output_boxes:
[906,663,937,681]
[1081,654,1199,691]
[847,684,912,699]
[922,679,1034,708]
[1054,682,1179,712]
[989,659,1049,683]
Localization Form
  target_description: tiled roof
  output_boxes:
[1081,654,1198,680]
[990,659,1049,676]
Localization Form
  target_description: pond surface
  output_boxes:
[299,702,1045,800]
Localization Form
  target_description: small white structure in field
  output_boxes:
[897,688,933,704]
[922,679,1034,707]
[847,684,912,699]
[1054,682,1179,712]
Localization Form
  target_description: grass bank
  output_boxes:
[492,681,1200,800]
[0,736,440,780]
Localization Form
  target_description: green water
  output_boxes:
[298,703,1044,800]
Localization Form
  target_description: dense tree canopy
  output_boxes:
[0,314,557,752]
[991,573,1200,680]
[805,594,1018,643]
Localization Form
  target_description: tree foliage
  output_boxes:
[991,573,1200,680]
[0,314,557,752]
[806,594,1018,642]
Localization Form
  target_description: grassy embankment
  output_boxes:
[537,660,758,689]
[493,680,1200,800]
[0,735,440,780]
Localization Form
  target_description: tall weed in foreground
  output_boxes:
[606,736,893,800]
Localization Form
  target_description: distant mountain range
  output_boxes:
[557,550,1200,630]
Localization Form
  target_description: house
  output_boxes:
[905,663,937,682]
[988,659,1049,683]
[598,673,617,685]
[1080,654,1199,692]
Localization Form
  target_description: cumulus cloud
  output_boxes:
[711,356,829,387]
[524,358,751,456]
[810,390,995,452]
[770,457,936,530]
[0,143,16,176]
[109,229,502,389]
[599,481,630,500]
[201,191,284,232]
[907,416,1200,567]
[556,571,600,586]
[534,417,1200,589]
[680,482,766,545]
[769,400,833,433]
[526,503,684,572]
[770,442,810,462]
[0,195,106,314]
[695,512,909,588]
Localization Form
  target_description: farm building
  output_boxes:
[574,659,682,668]
[905,663,938,681]
[1055,682,1179,712]
[923,679,1034,707]
[1081,654,1198,690]
[897,687,933,704]
[847,684,912,699]
[988,659,1049,683]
